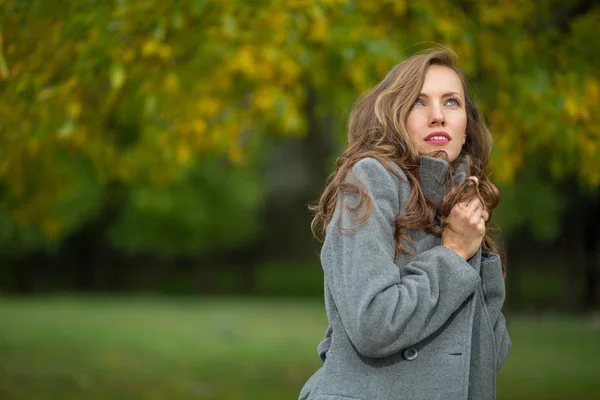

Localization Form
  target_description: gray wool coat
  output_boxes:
[299,156,511,400]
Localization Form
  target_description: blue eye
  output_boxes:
[414,98,424,106]
[446,98,460,106]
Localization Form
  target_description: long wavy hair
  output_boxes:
[310,47,505,276]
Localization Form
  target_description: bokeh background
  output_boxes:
[1,1,599,399]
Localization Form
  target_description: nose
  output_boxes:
[428,104,445,126]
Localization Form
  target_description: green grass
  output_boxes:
[0,296,598,400]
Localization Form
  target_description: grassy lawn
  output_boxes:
[0,296,599,400]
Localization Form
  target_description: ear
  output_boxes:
[462,134,466,145]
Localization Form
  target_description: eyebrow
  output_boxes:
[419,92,462,98]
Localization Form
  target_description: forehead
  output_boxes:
[421,65,464,95]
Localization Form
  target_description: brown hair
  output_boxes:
[310,47,505,275]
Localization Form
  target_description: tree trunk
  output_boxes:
[194,259,217,294]
[582,191,600,311]
[239,262,257,295]
[14,254,37,293]
[504,237,523,311]
[562,184,584,312]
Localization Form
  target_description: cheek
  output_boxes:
[449,114,467,149]
[406,111,423,139]
[456,114,467,132]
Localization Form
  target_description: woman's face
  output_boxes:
[406,65,467,163]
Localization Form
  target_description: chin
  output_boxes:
[447,153,460,163]
[423,149,450,161]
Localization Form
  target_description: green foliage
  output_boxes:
[1,0,599,249]
[494,169,564,242]
[108,158,263,257]
[0,157,103,255]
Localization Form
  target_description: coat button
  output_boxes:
[403,348,418,361]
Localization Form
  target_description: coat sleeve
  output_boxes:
[321,158,481,359]
[480,252,511,371]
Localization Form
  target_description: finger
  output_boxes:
[452,199,470,214]
[457,201,470,212]
[481,210,490,222]
[468,176,479,186]
[466,197,482,215]
[464,195,478,209]
[477,217,486,234]
[471,206,483,223]
[477,217,486,235]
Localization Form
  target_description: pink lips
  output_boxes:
[424,132,451,145]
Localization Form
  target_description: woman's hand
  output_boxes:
[442,177,489,260]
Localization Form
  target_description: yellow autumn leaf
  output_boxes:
[142,40,159,57]
[282,110,304,135]
[356,0,380,12]
[438,17,458,37]
[347,64,368,91]
[164,72,179,92]
[585,77,599,102]
[110,63,126,89]
[286,0,309,8]
[236,47,255,71]
[176,144,191,165]
[157,44,172,60]
[563,95,578,120]
[279,58,301,84]
[253,87,277,111]
[191,119,207,134]
[309,7,328,42]
[68,102,82,118]
[266,9,288,29]
[391,0,407,15]
[197,97,222,117]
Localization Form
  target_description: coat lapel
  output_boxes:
[417,155,471,203]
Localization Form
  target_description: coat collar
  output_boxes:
[417,155,470,203]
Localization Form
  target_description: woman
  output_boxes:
[299,48,511,400]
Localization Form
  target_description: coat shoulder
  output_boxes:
[349,157,410,195]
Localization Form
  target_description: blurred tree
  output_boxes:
[108,156,264,292]
[0,0,598,304]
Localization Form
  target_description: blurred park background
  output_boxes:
[0,0,599,399]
